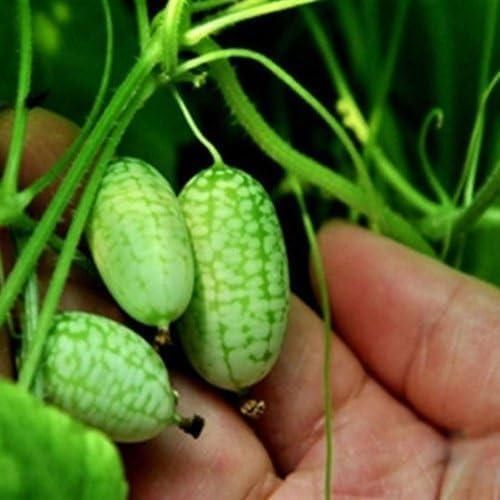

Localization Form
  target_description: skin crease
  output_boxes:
[2,109,500,498]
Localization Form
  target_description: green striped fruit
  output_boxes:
[178,165,290,391]
[87,157,194,329]
[34,311,179,442]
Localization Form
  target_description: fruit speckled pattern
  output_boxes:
[36,312,177,442]
[178,165,290,391]
[87,158,194,328]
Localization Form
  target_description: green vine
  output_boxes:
[18,0,115,209]
[134,0,151,50]
[289,176,333,500]
[18,75,157,390]
[183,40,434,254]
[0,36,162,330]
[172,89,224,166]
[0,0,32,198]
[417,108,450,206]
[182,0,317,45]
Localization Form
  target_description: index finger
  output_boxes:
[319,221,500,437]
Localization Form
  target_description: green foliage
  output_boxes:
[0,379,127,500]
[0,0,190,180]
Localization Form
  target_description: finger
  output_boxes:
[249,295,364,472]
[122,372,281,500]
[248,295,447,498]
[319,221,500,436]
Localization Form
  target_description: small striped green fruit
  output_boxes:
[87,158,194,329]
[178,165,290,391]
[34,311,179,442]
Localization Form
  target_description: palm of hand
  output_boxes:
[2,110,500,499]
[123,226,500,499]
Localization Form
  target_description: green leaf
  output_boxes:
[0,379,127,500]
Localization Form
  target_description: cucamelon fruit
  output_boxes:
[34,311,193,442]
[178,165,290,392]
[86,158,194,329]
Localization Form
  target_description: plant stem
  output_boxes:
[189,41,369,212]
[464,2,500,204]
[11,214,96,275]
[162,0,189,74]
[366,0,409,146]
[172,89,224,166]
[422,160,500,240]
[477,0,498,107]
[302,8,368,143]
[417,108,450,205]
[134,0,151,50]
[454,159,500,236]
[18,0,114,207]
[18,76,156,391]
[369,147,439,215]
[454,72,500,205]
[190,40,435,255]
[303,9,439,216]
[191,0,238,13]
[176,47,376,199]
[1,0,32,196]
[0,38,161,330]
[290,176,333,500]
[20,265,39,366]
[182,0,317,46]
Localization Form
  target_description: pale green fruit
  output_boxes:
[87,157,194,328]
[34,311,178,442]
[178,165,290,391]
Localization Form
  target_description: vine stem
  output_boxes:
[172,89,224,166]
[134,0,150,50]
[162,0,189,74]
[18,76,157,391]
[177,45,379,215]
[454,72,500,206]
[290,176,333,500]
[182,0,317,46]
[303,8,441,217]
[191,0,238,13]
[181,41,435,254]
[1,0,32,196]
[477,0,498,109]
[19,0,114,207]
[186,43,368,210]
[417,108,450,206]
[422,159,500,241]
[365,0,409,145]
[0,38,161,329]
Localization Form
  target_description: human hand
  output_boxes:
[2,110,500,499]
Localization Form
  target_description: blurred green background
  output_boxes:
[1,0,499,300]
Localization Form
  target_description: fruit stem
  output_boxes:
[171,88,224,167]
